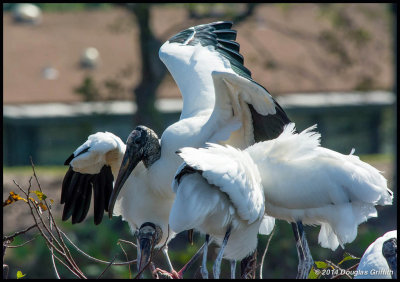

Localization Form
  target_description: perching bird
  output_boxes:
[354,230,397,279]
[170,147,275,279]
[61,129,176,275]
[172,123,393,278]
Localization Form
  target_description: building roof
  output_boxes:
[3,4,394,105]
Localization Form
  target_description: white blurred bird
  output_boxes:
[172,123,393,278]
[354,230,397,279]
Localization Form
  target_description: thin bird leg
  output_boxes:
[154,236,213,279]
[292,221,314,279]
[162,245,173,272]
[201,234,210,279]
[213,225,232,279]
[230,260,236,279]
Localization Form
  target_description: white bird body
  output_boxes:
[245,123,392,250]
[354,230,397,279]
[172,123,393,259]
[66,131,175,247]
[170,144,275,261]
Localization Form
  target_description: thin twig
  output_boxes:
[97,256,117,279]
[14,178,86,279]
[60,229,137,266]
[7,236,38,248]
[3,223,38,241]
[326,260,352,279]
[51,252,83,279]
[118,238,137,249]
[259,227,275,279]
[118,241,132,278]
[30,157,77,270]
[51,242,61,279]
[331,262,360,279]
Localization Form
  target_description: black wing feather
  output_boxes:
[62,173,80,221]
[93,168,106,225]
[61,166,74,204]
[103,166,114,213]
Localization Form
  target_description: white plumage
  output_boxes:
[354,230,397,279]
[172,123,393,266]
[62,21,292,278]
[171,144,273,260]
[170,145,274,278]
[63,131,176,246]
[69,132,125,176]
[245,123,392,251]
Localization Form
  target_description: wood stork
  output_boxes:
[169,148,275,279]
[158,20,293,276]
[172,123,393,279]
[62,20,291,277]
[354,230,397,279]
[61,128,176,275]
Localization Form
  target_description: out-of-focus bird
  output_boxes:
[171,123,393,278]
[354,230,397,279]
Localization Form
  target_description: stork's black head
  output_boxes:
[108,126,160,219]
[128,126,160,168]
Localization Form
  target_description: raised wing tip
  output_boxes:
[209,21,233,28]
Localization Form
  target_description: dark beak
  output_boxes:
[108,145,142,218]
[137,224,158,275]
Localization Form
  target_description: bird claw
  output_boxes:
[153,268,182,279]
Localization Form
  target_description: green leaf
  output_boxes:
[308,267,321,279]
[338,252,360,265]
[315,261,329,269]
[32,190,47,201]
[17,270,26,279]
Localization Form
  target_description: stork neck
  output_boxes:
[143,141,161,169]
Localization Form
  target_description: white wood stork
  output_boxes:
[354,230,397,279]
[61,21,291,277]
[158,20,293,276]
[61,128,176,274]
[172,123,393,279]
[170,148,275,279]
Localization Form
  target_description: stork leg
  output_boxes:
[162,245,173,272]
[201,234,210,279]
[292,221,314,279]
[213,225,232,279]
[230,260,236,279]
[154,235,213,279]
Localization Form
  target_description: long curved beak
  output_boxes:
[108,145,142,218]
[137,223,160,276]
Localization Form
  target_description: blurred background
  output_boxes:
[3,3,397,279]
